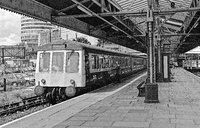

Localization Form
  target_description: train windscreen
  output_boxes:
[66,52,79,73]
[39,52,50,72]
[38,51,79,73]
[52,52,64,72]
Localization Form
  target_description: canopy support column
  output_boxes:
[156,17,163,82]
[144,0,159,103]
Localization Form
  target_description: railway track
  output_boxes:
[0,96,48,116]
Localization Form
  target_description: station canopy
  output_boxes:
[185,46,200,54]
[115,0,191,32]
[0,0,198,53]
[115,0,194,54]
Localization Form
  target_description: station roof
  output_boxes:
[0,0,199,54]
[115,0,196,54]
[185,46,200,54]
[115,0,191,31]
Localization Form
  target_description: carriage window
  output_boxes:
[137,58,143,65]
[91,55,100,69]
[110,56,115,67]
[134,58,138,65]
[105,55,109,68]
[99,56,104,69]
[52,52,64,72]
[91,55,96,69]
[66,52,79,73]
[39,52,50,72]
[125,58,127,67]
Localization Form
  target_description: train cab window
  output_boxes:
[52,52,64,72]
[66,52,79,73]
[39,52,50,72]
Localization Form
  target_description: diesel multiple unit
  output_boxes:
[34,40,146,103]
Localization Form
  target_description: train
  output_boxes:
[182,59,200,71]
[182,54,200,71]
[183,59,198,70]
[34,40,147,103]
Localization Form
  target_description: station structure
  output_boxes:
[0,0,200,102]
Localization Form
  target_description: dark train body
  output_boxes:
[34,40,146,101]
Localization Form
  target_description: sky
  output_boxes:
[0,9,21,45]
[0,8,97,46]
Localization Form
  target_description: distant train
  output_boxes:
[34,40,147,103]
[183,59,200,70]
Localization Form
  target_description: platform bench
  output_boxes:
[137,81,146,97]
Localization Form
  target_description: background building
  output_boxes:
[21,16,60,57]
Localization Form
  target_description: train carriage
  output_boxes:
[34,40,146,102]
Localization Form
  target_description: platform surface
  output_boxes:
[2,68,200,128]
[53,68,200,128]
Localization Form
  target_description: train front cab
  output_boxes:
[34,49,85,99]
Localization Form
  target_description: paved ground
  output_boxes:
[2,68,200,128]
[53,68,200,128]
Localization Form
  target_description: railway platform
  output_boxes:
[1,68,200,128]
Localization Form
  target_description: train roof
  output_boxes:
[38,40,146,58]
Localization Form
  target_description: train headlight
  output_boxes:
[34,85,44,96]
[70,79,75,85]
[41,79,46,85]
[65,86,76,97]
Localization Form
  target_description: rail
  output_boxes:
[0,96,48,116]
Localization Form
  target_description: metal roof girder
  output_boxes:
[182,16,200,40]
[59,0,91,12]
[107,0,122,10]
[183,0,200,30]
[71,0,146,47]
[183,11,197,31]
[71,0,123,33]
[90,19,119,31]
[178,16,200,52]
[59,7,200,21]
[91,0,138,34]
[80,7,200,17]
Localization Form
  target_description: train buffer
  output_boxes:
[137,80,146,97]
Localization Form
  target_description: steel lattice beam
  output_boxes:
[0,0,146,52]
[70,0,146,48]
[57,7,200,18]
